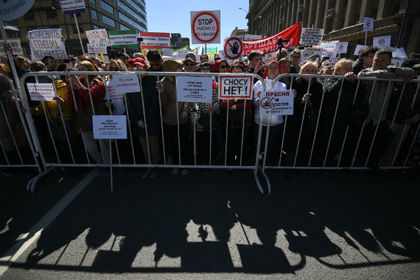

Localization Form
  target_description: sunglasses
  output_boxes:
[220,64,229,69]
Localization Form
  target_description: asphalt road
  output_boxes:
[1,168,419,279]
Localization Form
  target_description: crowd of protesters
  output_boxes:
[1,44,420,176]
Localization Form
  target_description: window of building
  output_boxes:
[100,0,114,14]
[102,15,115,27]
[91,9,97,20]
[118,12,146,31]
[120,24,129,30]
[119,0,146,18]
[24,11,35,21]
[93,25,99,29]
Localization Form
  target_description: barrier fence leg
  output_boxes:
[110,140,113,192]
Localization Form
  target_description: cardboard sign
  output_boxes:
[300,28,324,46]
[190,10,221,44]
[140,32,171,49]
[27,83,55,101]
[354,44,368,55]
[86,29,110,48]
[108,30,138,48]
[363,17,374,31]
[59,0,85,15]
[301,47,323,62]
[176,76,213,103]
[335,42,348,54]
[0,39,24,56]
[373,35,391,48]
[93,115,127,139]
[218,76,253,100]
[27,29,68,60]
[260,90,294,116]
[224,37,243,60]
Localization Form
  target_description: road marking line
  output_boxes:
[0,169,98,277]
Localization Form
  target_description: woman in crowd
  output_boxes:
[285,61,324,166]
[67,60,109,165]
[253,61,288,164]
[105,59,128,115]
[157,58,191,175]
[322,59,369,166]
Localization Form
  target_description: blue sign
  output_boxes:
[0,0,35,21]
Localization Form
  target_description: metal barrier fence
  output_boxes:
[15,71,420,194]
[0,73,42,177]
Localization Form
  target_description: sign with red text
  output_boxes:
[260,90,294,116]
[218,75,253,100]
[224,37,243,60]
[27,83,55,101]
[140,32,171,49]
[242,22,301,56]
[86,29,110,48]
[190,10,221,44]
[363,17,374,31]
[335,42,348,54]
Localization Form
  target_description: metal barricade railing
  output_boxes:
[0,73,42,174]
[258,73,419,193]
[17,71,420,194]
[20,71,267,193]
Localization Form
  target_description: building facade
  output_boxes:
[16,0,147,56]
[247,0,420,54]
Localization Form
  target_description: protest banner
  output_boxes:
[108,30,138,48]
[335,42,348,54]
[176,76,213,103]
[0,38,24,56]
[27,28,68,60]
[59,0,85,15]
[26,83,55,101]
[190,10,221,44]
[300,28,323,46]
[140,32,171,49]
[260,90,294,116]
[218,76,253,100]
[242,22,301,56]
[93,115,127,139]
[373,35,391,48]
[301,47,323,62]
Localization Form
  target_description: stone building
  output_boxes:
[247,0,419,54]
[15,0,147,56]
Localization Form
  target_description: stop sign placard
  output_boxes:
[190,10,221,44]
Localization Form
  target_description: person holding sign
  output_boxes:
[105,59,128,115]
[67,60,110,165]
[253,61,288,163]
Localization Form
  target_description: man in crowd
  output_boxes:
[358,49,418,168]
[247,51,263,77]
[183,57,197,72]
[200,54,209,63]
[289,49,301,73]
[353,46,379,75]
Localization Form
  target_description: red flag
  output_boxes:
[242,22,302,56]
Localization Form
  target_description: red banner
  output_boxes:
[242,22,302,56]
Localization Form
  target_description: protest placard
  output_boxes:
[190,10,221,44]
[162,48,174,57]
[140,32,171,49]
[27,29,68,60]
[335,42,348,54]
[59,0,85,15]
[93,115,127,139]
[87,44,107,54]
[27,83,55,101]
[373,35,391,48]
[300,28,324,46]
[363,17,374,31]
[301,47,323,62]
[354,44,368,55]
[218,76,253,100]
[176,76,213,103]
[260,90,294,116]
[86,29,110,48]
[320,41,339,58]
[0,39,24,56]
[108,30,138,48]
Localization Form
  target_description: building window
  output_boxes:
[118,12,146,31]
[120,24,129,30]
[102,15,115,27]
[24,11,35,20]
[118,0,146,18]
[100,0,114,14]
[93,25,99,29]
[91,9,97,20]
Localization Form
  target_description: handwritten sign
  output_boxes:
[300,28,324,46]
[27,83,55,101]
[0,39,24,56]
[176,76,213,103]
[27,29,68,60]
[93,115,127,139]
[260,90,294,116]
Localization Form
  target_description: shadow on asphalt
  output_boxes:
[3,169,420,274]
